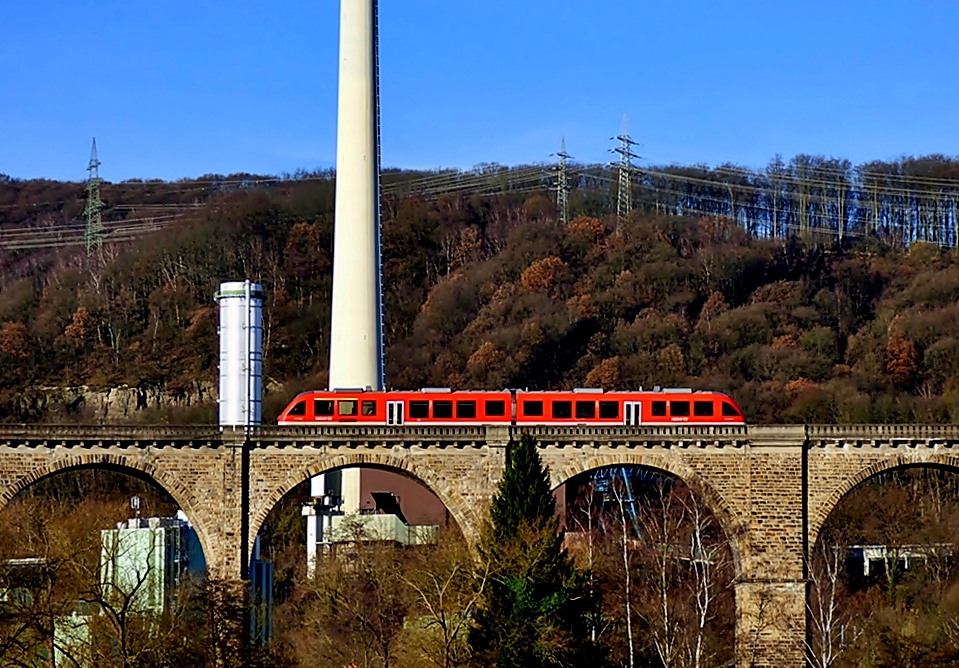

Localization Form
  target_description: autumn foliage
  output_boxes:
[4,171,959,424]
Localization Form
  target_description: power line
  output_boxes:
[7,140,959,252]
[0,214,180,251]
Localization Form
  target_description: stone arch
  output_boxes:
[250,452,482,557]
[809,454,959,549]
[551,454,746,575]
[0,453,218,572]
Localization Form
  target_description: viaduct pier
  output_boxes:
[2,422,958,665]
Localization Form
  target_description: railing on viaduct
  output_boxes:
[2,422,959,667]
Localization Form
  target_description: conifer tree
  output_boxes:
[469,432,600,667]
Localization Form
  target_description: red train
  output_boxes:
[277,388,745,426]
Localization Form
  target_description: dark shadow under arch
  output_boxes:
[810,457,959,550]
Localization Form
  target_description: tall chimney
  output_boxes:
[318,0,384,539]
[328,0,384,392]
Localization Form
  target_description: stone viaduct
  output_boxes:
[2,422,959,666]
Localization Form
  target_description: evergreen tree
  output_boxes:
[469,432,601,667]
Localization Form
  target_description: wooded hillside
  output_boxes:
[2,166,959,424]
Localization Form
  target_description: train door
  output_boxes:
[624,401,642,426]
[387,401,405,425]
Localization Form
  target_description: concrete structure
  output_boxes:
[328,513,437,546]
[316,0,387,571]
[100,515,205,614]
[3,422,959,665]
[302,468,445,577]
[323,489,440,547]
[55,610,94,667]
[328,0,384,391]
[849,543,953,578]
[45,517,206,667]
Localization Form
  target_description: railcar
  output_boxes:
[277,388,513,426]
[277,388,745,426]
[513,389,743,425]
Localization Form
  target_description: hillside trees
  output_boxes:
[7,169,959,423]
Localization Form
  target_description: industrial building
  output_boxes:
[49,512,207,666]
[99,512,206,614]
[302,469,444,577]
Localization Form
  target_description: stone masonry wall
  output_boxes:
[4,423,958,666]
[806,424,959,549]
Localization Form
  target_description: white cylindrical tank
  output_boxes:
[328,0,385,392]
[216,281,263,427]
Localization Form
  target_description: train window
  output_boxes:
[434,401,453,419]
[409,401,429,418]
[671,401,690,417]
[338,400,357,416]
[523,401,543,417]
[652,401,667,417]
[694,401,714,417]
[485,400,506,416]
[552,401,572,419]
[599,401,619,419]
[362,400,377,416]
[314,400,334,416]
[456,401,477,418]
[289,401,306,416]
[722,401,740,416]
[575,401,595,419]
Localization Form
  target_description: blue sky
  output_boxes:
[2,1,958,182]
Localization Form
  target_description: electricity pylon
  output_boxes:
[552,137,573,225]
[84,138,105,254]
[610,116,641,227]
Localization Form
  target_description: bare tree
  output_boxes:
[567,480,608,645]
[294,517,413,668]
[0,487,217,668]
[610,471,636,668]
[636,478,683,668]
[683,488,729,668]
[630,476,734,668]
[806,530,863,668]
[400,536,486,668]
